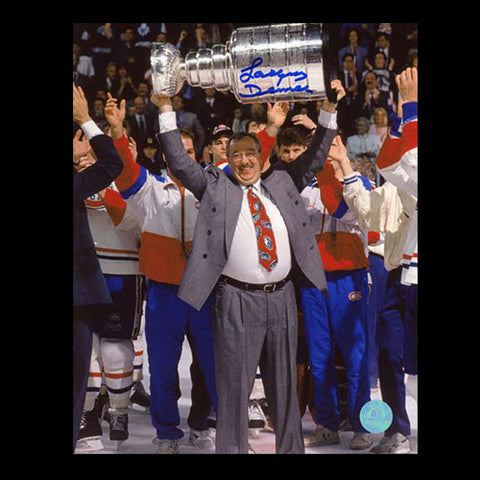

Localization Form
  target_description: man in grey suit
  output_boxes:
[151,80,345,454]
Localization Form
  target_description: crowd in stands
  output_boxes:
[73,22,417,172]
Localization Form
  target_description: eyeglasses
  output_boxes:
[229,151,258,162]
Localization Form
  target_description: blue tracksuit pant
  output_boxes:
[145,280,217,440]
[301,268,370,432]
[377,266,417,437]
[367,253,389,388]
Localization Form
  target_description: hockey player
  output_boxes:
[104,94,218,454]
[274,129,373,451]
[336,67,418,454]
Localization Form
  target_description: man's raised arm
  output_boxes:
[151,94,209,200]
[282,80,345,191]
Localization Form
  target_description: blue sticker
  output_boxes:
[359,400,393,433]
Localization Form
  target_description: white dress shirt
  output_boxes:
[222,180,291,283]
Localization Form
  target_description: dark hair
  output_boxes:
[374,50,387,62]
[376,31,390,41]
[277,126,311,148]
[342,52,354,62]
[346,28,360,40]
[226,132,262,158]
[179,127,195,146]
[246,115,268,132]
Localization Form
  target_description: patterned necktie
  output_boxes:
[247,186,278,272]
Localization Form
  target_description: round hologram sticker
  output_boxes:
[359,400,393,433]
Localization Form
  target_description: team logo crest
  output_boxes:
[348,291,362,301]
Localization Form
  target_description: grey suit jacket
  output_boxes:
[160,122,336,311]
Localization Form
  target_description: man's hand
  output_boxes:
[396,67,417,103]
[327,135,354,177]
[266,101,289,136]
[73,129,91,164]
[104,92,126,139]
[128,136,138,162]
[151,93,173,113]
[327,135,348,164]
[322,79,346,112]
[73,83,92,125]
[292,113,316,131]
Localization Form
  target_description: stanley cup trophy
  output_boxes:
[150,23,339,104]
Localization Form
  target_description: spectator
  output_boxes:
[128,95,157,145]
[127,81,157,117]
[337,28,369,75]
[194,87,231,138]
[245,115,268,135]
[73,42,96,101]
[107,25,142,83]
[363,51,395,94]
[369,107,389,146]
[373,32,396,73]
[91,97,106,123]
[340,23,376,51]
[116,64,139,102]
[172,94,205,158]
[136,136,165,175]
[133,22,168,74]
[337,52,363,137]
[361,71,391,120]
[346,117,381,163]
[87,23,115,89]
[407,48,418,69]
[202,124,233,169]
[96,62,121,98]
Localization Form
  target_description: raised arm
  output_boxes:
[73,83,123,201]
[151,94,209,200]
[376,67,417,196]
[281,80,345,191]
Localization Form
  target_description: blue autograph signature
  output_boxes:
[238,57,313,98]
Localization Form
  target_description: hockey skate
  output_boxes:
[95,390,111,424]
[130,381,150,412]
[109,412,129,450]
[75,409,104,453]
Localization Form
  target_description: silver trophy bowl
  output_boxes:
[150,42,186,97]
[150,23,338,103]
